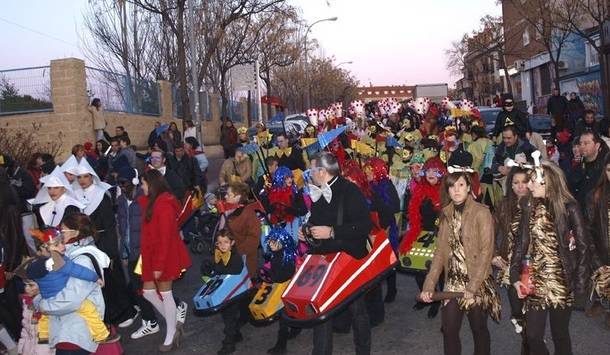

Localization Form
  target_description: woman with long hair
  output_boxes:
[420,170,500,355]
[584,152,610,326]
[511,159,590,355]
[492,166,529,347]
[138,170,192,352]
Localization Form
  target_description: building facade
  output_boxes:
[356,85,415,103]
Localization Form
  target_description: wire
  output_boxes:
[0,15,79,48]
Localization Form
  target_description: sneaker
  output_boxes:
[130,320,160,340]
[118,307,141,328]
[177,301,188,325]
[100,333,121,344]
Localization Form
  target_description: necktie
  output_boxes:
[308,183,332,203]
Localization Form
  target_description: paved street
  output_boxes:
[117,149,610,355]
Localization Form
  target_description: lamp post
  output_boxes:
[304,16,338,109]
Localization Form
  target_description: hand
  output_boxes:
[420,291,433,303]
[5,271,15,281]
[153,271,162,280]
[513,281,526,299]
[310,226,333,240]
[297,228,306,241]
[463,290,474,300]
[96,278,105,287]
[492,256,508,270]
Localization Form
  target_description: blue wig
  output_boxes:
[264,226,297,265]
[273,166,296,191]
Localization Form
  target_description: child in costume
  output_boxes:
[208,229,245,355]
[18,282,55,355]
[27,228,113,344]
[400,156,446,318]
[260,227,300,354]
[263,167,308,243]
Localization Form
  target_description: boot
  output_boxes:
[384,288,397,303]
[286,327,301,340]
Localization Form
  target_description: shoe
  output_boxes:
[177,301,188,325]
[384,288,397,303]
[427,302,440,319]
[118,307,141,328]
[585,302,605,318]
[100,333,121,344]
[286,327,301,340]
[267,340,287,354]
[130,320,160,340]
[159,329,182,353]
[217,342,236,355]
[412,302,427,311]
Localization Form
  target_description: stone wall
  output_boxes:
[0,58,263,161]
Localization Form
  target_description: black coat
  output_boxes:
[276,147,306,171]
[308,176,372,259]
[167,155,203,190]
[547,95,569,117]
[492,139,536,175]
[9,166,36,202]
[570,151,607,209]
[494,109,531,138]
[269,251,295,284]
[89,194,119,260]
[164,168,187,201]
[584,190,610,269]
[212,249,243,275]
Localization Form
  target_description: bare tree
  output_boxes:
[553,0,609,115]
[506,0,574,90]
[445,34,470,77]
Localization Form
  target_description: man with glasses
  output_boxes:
[148,149,186,201]
[298,152,372,355]
[493,94,530,139]
[570,130,609,210]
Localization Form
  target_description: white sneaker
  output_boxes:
[118,308,141,328]
[130,320,160,339]
[176,301,188,325]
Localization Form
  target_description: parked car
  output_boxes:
[266,113,310,136]
[478,106,502,134]
[529,114,551,141]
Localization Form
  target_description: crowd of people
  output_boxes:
[0,92,609,355]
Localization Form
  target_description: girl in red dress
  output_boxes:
[139,170,192,352]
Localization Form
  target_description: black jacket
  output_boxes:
[573,119,599,138]
[585,190,610,269]
[269,251,295,284]
[492,139,536,175]
[9,166,36,202]
[570,151,607,209]
[163,168,187,201]
[212,249,243,275]
[494,109,531,138]
[308,176,372,259]
[89,194,119,260]
[547,95,569,117]
[276,147,306,171]
[510,199,591,296]
[167,155,203,190]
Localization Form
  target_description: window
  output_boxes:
[585,35,601,68]
[523,28,530,46]
[535,20,542,40]
[399,90,404,93]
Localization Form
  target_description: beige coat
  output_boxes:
[423,196,495,294]
[218,157,252,185]
[88,105,106,130]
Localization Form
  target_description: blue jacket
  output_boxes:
[36,256,99,299]
[117,188,143,261]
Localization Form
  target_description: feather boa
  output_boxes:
[268,187,296,224]
[399,181,441,254]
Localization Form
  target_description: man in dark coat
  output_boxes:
[0,154,36,204]
[492,125,536,177]
[574,110,600,138]
[299,152,372,355]
[570,130,609,210]
[493,95,530,139]
[547,88,569,121]
[149,149,186,201]
[167,142,204,191]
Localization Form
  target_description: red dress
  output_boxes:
[138,192,192,282]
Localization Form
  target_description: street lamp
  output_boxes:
[304,16,338,109]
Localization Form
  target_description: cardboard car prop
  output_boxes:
[281,227,397,325]
[193,257,253,315]
[399,230,437,272]
[249,280,291,322]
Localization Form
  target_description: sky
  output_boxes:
[0,0,501,87]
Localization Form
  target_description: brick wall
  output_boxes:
[1,58,231,161]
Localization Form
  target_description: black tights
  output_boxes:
[441,299,490,355]
[525,307,572,355]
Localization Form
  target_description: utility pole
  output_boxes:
[188,0,202,143]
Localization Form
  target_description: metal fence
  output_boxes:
[86,67,160,116]
[0,66,52,115]
[172,86,213,121]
